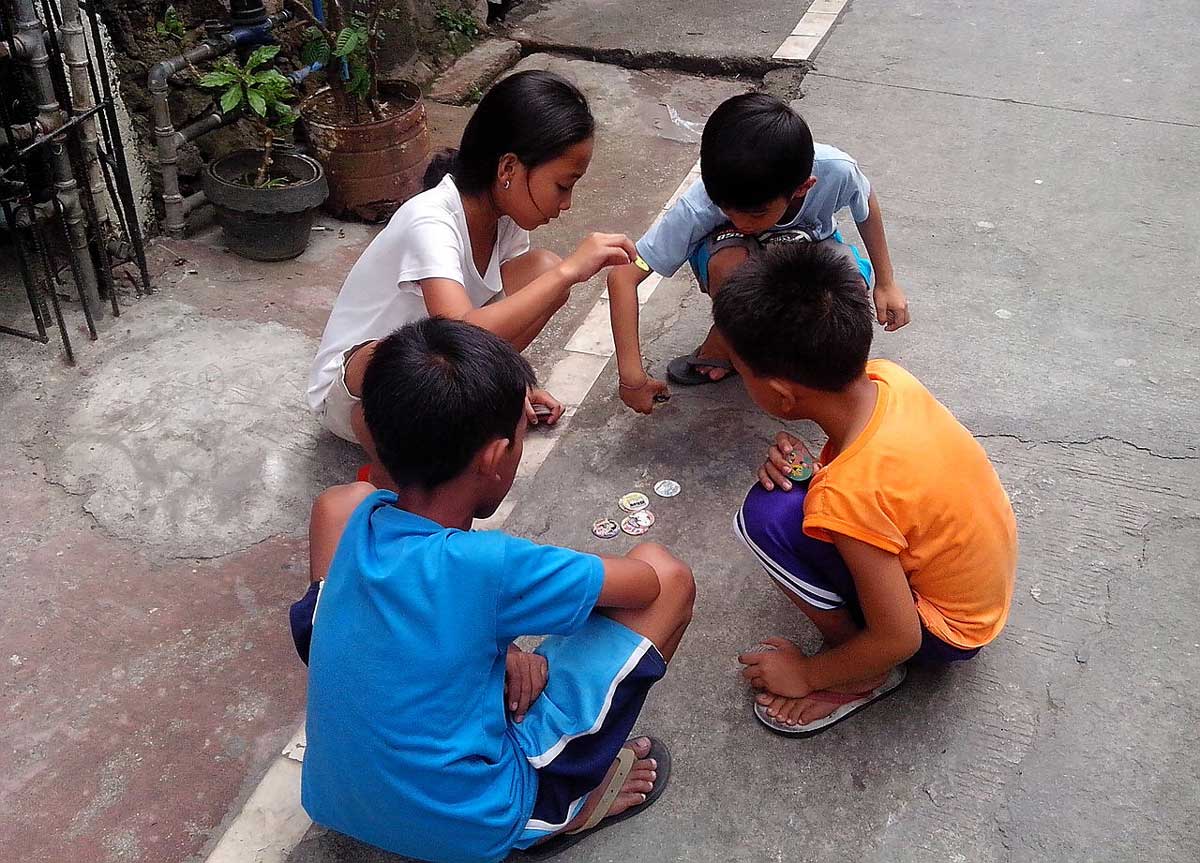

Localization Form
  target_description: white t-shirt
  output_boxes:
[306,174,531,412]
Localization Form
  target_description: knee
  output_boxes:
[526,248,563,276]
[631,542,696,619]
[706,246,750,292]
[737,483,807,545]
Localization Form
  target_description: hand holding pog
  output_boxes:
[784,442,818,482]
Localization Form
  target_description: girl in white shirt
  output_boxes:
[307,70,637,481]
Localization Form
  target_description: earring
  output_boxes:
[503,180,511,190]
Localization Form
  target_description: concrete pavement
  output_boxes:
[298,1,1198,861]
[3,0,1198,861]
[507,0,815,74]
[0,53,750,863]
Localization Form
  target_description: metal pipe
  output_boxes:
[55,0,108,221]
[12,0,104,319]
[148,10,292,236]
[0,101,108,177]
[25,200,76,364]
[0,200,49,343]
[82,0,152,293]
[182,189,207,215]
[176,109,233,145]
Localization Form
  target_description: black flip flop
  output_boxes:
[510,737,671,861]
[666,349,737,386]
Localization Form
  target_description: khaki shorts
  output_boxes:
[316,342,372,444]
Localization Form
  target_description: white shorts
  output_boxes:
[315,342,372,444]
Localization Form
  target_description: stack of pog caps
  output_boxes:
[590,480,681,539]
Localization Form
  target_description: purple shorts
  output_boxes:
[734,483,981,664]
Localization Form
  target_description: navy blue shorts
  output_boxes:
[688,227,874,294]
[289,583,664,846]
[733,483,981,664]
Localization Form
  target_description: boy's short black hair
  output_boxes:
[700,93,815,212]
[712,243,872,391]
[361,318,536,488]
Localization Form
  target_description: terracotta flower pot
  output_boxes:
[300,80,432,223]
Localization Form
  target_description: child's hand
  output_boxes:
[873,280,911,331]
[619,374,670,415]
[758,431,811,492]
[738,637,814,698]
[525,388,564,426]
[562,233,639,284]
[505,646,548,723]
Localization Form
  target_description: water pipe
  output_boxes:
[10,0,104,318]
[286,60,324,86]
[148,9,292,236]
[56,0,108,222]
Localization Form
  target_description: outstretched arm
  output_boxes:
[609,263,670,413]
[856,191,910,331]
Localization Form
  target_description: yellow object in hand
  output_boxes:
[634,256,651,272]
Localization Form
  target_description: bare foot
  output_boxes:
[755,673,889,727]
[693,325,732,381]
[558,738,657,833]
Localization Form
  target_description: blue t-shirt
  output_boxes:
[301,491,604,863]
[636,142,873,276]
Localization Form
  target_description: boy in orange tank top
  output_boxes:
[713,243,1017,737]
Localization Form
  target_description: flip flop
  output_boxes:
[666,349,737,386]
[752,666,907,738]
[511,737,671,861]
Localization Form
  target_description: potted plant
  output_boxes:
[286,0,432,222]
[198,45,330,261]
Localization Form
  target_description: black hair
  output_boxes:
[700,93,814,211]
[422,70,595,193]
[712,243,872,391]
[361,318,537,489]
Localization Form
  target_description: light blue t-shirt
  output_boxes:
[301,491,604,863]
[637,142,873,276]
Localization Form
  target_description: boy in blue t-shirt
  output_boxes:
[289,318,695,863]
[608,93,911,414]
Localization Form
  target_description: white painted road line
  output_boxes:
[773,0,849,61]
[201,160,703,863]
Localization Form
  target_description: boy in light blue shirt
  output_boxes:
[290,318,695,863]
[608,93,911,414]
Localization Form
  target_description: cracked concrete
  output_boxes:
[506,0,816,76]
[295,0,1198,859]
[0,54,755,863]
[973,434,1198,462]
[4,0,1198,859]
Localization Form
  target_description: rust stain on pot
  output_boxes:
[301,82,432,223]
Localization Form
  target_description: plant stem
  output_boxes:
[285,0,349,114]
[365,1,383,120]
[256,128,275,187]
[284,0,334,45]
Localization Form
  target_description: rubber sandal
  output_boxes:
[752,666,907,738]
[666,349,737,386]
[511,737,671,861]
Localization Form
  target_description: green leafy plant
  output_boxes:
[155,4,186,42]
[288,0,430,122]
[435,4,480,47]
[198,45,300,187]
[288,0,448,123]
